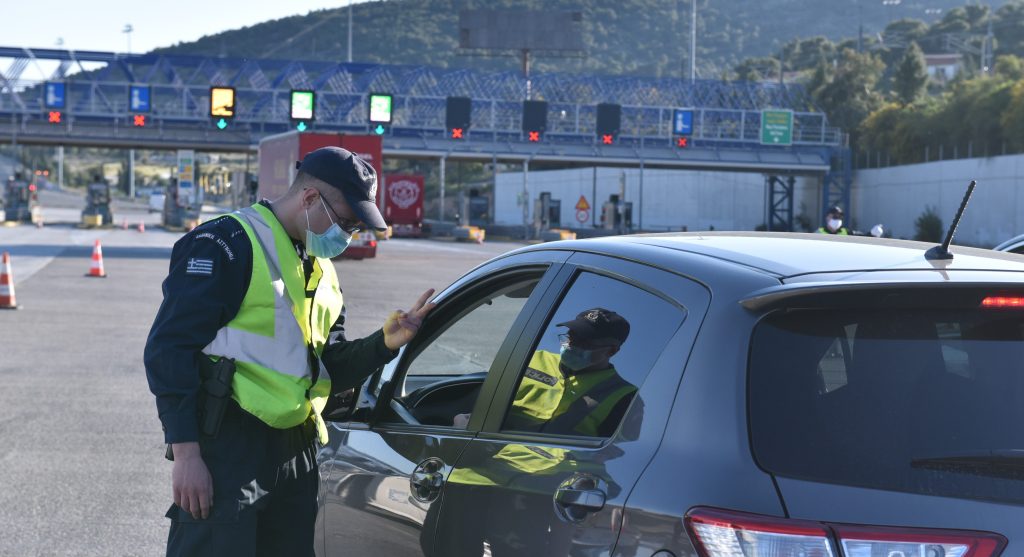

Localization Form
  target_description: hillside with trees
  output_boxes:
[153,0,1024,162]
[153,0,1008,80]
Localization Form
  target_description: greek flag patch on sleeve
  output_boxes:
[186,258,214,276]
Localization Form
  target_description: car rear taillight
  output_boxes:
[685,507,1006,557]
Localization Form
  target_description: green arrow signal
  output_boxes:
[296,121,307,132]
[374,124,385,135]
[216,118,228,130]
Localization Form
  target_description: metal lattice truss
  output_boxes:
[0,47,841,146]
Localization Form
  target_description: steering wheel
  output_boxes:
[389,398,421,426]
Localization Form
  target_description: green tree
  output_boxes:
[780,36,836,72]
[892,42,928,105]
[995,55,1024,80]
[812,48,885,144]
[914,206,944,243]
[995,1,1024,57]
[733,57,780,81]
[1000,80,1024,151]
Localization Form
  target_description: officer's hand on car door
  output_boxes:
[171,442,214,520]
[383,289,437,351]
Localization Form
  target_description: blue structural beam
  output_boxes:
[0,46,847,185]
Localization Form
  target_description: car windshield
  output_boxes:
[749,306,1024,504]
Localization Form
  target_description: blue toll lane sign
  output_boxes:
[130,85,151,112]
[45,82,66,109]
[673,109,693,136]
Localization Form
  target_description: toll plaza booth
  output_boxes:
[601,194,633,234]
[533,192,562,234]
[81,181,114,227]
[161,178,202,231]
[4,175,42,224]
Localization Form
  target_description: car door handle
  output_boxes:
[411,470,443,490]
[554,487,606,511]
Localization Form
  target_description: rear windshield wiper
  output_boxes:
[911,450,1024,479]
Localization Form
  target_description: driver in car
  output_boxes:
[455,307,635,438]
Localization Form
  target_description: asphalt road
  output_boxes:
[0,195,521,556]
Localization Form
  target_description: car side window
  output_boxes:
[381,277,541,427]
[499,272,685,439]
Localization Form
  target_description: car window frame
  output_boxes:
[360,251,574,435]
[476,253,694,448]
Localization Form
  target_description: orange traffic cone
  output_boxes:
[137,220,146,233]
[0,251,18,310]
[86,240,107,278]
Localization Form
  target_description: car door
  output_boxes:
[317,250,571,557]
[433,253,710,557]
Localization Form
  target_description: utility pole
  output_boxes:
[983,9,994,75]
[690,0,697,81]
[347,1,353,63]
[857,0,864,52]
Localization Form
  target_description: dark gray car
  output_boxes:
[315,232,1024,557]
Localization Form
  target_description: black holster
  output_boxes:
[164,356,237,461]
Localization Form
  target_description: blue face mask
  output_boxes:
[559,345,594,372]
[305,196,353,259]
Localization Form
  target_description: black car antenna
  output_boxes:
[925,180,976,261]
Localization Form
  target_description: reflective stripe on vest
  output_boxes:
[203,204,342,443]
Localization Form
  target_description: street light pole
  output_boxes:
[123,24,133,55]
[690,0,697,81]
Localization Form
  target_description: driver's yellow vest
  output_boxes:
[202,203,343,444]
[505,350,636,437]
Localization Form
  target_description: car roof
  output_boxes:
[527,232,1024,279]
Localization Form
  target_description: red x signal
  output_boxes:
[451,127,464,139]
[48,111,62,124]
[676,137,689,148]
[601,134,614,145]
[133,114,146,127]
[528,131,540,142]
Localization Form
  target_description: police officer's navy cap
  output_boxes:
[557,307,630,346]
[295,147,387,231]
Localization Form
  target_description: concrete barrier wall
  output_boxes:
[853,154,1024,247]
[494,167,818,232]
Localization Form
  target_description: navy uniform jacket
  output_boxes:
[144,201,396,444]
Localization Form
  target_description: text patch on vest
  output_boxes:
[525,367,558,386]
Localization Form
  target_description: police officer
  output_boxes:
[817,205,850,235]
[442,308,637,556]
[145,147,435,556]
[454,307,635,438]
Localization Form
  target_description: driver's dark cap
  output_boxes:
[557,308,630,347]
[295,147,387,231]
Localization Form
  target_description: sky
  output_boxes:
[1,1,369,54]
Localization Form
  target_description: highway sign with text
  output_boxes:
[760,109,793,145]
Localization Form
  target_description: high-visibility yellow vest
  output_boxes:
[449,351,636,488]
[203,203,343,444]
[817,226,849,235]
[505,350,636,438]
